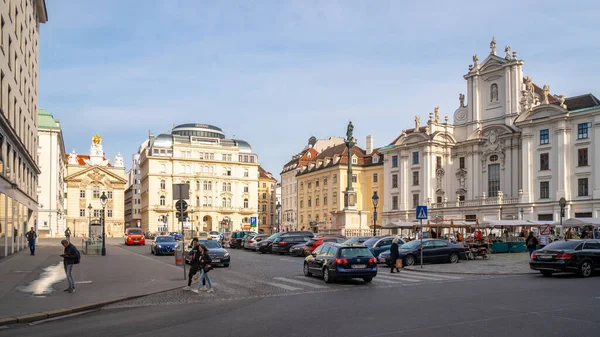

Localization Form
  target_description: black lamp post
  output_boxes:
[276,201,281,233]
[372,191,379,237]
[559,197,567,238]
[87,203,93,238]
[100,192,108,256]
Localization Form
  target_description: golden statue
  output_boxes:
[92,134,102,145]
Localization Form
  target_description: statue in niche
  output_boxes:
[415,116,420,129]
[459,93,465,108]
[459,175,466,189]
[436,168,444,189]
[489,130,498,145]
[490,37,496,55]
[542,85,550,104]
[490,83,499,102]
[504,45,511,60]
[473,54,479,67]
[434,106,441,123]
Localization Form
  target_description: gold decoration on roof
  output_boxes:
[92,134,102,145]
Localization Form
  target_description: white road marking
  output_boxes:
[253,279,302,291]
[376,274,422,282]
[279,258,294,262]
[273,277,329,289]
[74,281,93,284]
[397,271,462,280]
[373,278,404,284]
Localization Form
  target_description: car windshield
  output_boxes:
[542,240,581,250]
[339,248,373,258]
[400,241,421,249]
[128,230,142,235]
[209,231,219,235]
[156,236,176,243]
[362,238,380,247]
[198,240,222,249]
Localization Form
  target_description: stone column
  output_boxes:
[594,118,600,198]
[555,120,569,200]
[423,148,431,206]
[400,153,409,211]
[520,131,534,203]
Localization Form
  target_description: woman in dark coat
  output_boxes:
[390,238,401,273]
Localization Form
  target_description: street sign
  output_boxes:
[173,183,190,200]
[416,206,428,220]
[175,200,188,212]
[250,217,257,227]
[540,224,552,235]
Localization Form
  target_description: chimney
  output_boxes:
[366,135,374,155]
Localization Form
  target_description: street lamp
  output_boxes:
[519,207,524,220]
[87,203,93,238]
[559,197,567,239]
[100,192,108,256]
[372,191,379,237]
[276,201,281,234]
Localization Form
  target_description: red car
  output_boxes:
[124,228,145,246]
[304,237,346,255]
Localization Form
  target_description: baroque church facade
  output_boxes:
[381,38,600,224]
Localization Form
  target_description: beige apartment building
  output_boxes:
[296,139,384,233]
[258,166,277,234]
[64,135,127,238]
[138,124,259,234]
[0,0,47,257]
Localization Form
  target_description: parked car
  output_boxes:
[304,243,377,283]
[242,233,258,249]
[362,236,399,260]
[124,228,145,246]
[245,234,269,251]
[208,231,220,240]
[343,236,371,244]
[257,231,315,253]
[304,237,348,256]
[184,239,230,267]
[272,235,312,255]
[151,235,178,255]
[289,243,308,257]
[230,231,254,248]
[392,239,466,266]
[530,239,600,277]
[169,232,183,241]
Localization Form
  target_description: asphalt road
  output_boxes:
[3,240,599,336]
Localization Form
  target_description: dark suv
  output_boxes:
[303,243,377,283]
[272,235,312,255]
[257,231,314,253]
[230,231,254,249]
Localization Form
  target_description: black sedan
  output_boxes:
[304,243,377,283]
[530,239,600,277]
[389,239,466,266]
[289,243,307,257]
[185,240,230,267]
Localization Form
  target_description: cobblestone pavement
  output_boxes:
[405,252,535,275]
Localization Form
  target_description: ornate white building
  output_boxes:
[138,124,260,234]
[381,38,600,224]
[37,109,66,237]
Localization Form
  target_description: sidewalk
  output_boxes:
[0,238,184,324]
[405,252,535,275]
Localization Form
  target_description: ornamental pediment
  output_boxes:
[516,104,568,123]
[65,166,128,188]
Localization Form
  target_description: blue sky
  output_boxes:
[39,0,600,177]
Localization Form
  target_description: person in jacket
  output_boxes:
[192,244,213,293]
[60,240,78,293]
[390,238,401,273]
[26,227,37,255]
[65,228,71,242]
[526,232,539,257]
[184,238,205,290]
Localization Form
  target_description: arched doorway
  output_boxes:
[89,220,102,239]
[203,215,213,232]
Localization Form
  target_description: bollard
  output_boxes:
[175,248,184,266]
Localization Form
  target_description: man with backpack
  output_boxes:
[60,239,80,293]
[26,227,37,255]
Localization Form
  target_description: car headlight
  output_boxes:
[157,244,162,248]
[224,253,230,257]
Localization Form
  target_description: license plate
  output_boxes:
[212,259,221,263]
[352,264,366,269]
[538,255,553,260]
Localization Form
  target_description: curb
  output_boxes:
[0,285,183,326]
[403,268,537,276]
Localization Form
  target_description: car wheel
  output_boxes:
[278,252,285,255]
[404,255,416,266]
[578,260,593,278]
[449,252,459,264]
[260,250,266,254]
[303,263,312,277]
[541,270,553,277]
[223,264,230,268]
[363,277,373,283]
[323,267,335,283]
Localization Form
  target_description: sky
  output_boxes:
[39,0,600,178]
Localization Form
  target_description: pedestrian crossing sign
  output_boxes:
[416,206,428,220]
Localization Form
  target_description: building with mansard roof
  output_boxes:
[380,38,600,225]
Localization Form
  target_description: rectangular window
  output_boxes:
[538,214,553,221]
[459,195,466,201]
[352,174,357,183]
[540,129,549,145]
[94,209,100,218]
[436,156,442,168]
[107,191,113,199]
[412,171,419,186]
[578,178,588,196]
[323,196,327,205]
[315,179,319,187]
[79,190,85,198]
[243,186,249,193]
[79,209,85,217]
[412,152,419,165]
[540,153,549,170]
[578,148,588,166]
[540,181,549,199]
[412,194,419,209]
[372,173,378,183]
[323,177,328,185]
[392,174,398,188]
[300,199,303,208]
[262,205,267,212]
[108,210,113,218]
[391,155,398,168]
[93,186,100,198]
[333,174,337,183]
[577,123,589,139]
[333,192,337,204]
[459,157,465,169]
[488,164,500,197]
[392,196,398,210]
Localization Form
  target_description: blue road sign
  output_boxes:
[416,206,428,220]
[250,217,257,226]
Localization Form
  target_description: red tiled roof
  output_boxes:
[66,154,112,167]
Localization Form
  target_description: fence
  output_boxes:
[341,229,381,237]
[82,238,103,255]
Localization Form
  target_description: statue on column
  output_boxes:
[434,106,441,123]
[114,152,124,168]
[90,134,104,156]
[490,37,496,55]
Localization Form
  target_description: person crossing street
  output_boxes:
[65,227,71,242]
[26,227,37,256]
[183,238,206,290]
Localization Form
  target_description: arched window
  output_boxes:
[222,198,227,207]
[207,197,212,206]
[244,199,249,208]
[160,180,165,189]
[160,164,166,173]
[227,198,231,207]
[244,169,249,177]
[196,196,200,206]
[209,166,214,173]
[203,196,208,206]
[160,196,166,206]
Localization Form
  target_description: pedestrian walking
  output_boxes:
[183,238,206,290]
[65,227,71,242]
[25,227,37,255]
[192,244,213,293]
[526,232,538,257]
[390,238,401,273]
[60,239,80,293]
